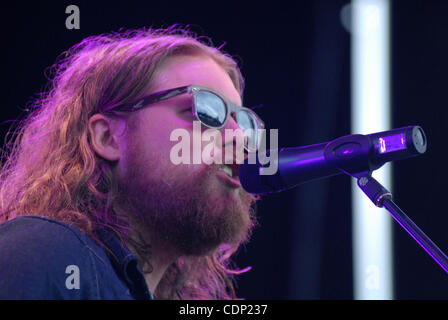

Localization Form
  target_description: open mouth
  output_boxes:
[218,163,238,178]
[217,164,241,188]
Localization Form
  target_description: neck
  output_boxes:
[143,238,178,294]
[127,228,179,295]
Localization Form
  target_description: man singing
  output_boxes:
[0,26,263,299]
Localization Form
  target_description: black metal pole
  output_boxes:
[382,198,448,274]
[356,174,448,275]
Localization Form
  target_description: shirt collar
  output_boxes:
[95,226,154,300]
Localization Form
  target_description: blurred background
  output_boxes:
[2,0,447,299]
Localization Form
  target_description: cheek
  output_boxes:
[136,110,185,156]
[118,113,197,185]
[135,108,217,174]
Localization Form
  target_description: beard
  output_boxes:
[115,145,259,257]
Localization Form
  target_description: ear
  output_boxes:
[88,114,122,161]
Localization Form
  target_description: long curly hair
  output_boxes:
[0,25,258,299]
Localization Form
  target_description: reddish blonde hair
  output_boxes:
[0,26,255,299]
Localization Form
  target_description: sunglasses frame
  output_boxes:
[103,84,265,151]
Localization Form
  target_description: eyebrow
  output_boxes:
[215,88,242,107]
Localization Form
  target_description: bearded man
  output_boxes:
[0,26,263,299]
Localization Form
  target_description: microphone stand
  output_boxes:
[355,173,448,274]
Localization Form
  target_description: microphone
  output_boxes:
[238,125,427,194]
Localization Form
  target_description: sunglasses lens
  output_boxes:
[195,90,227,127]
[236,110,259,151]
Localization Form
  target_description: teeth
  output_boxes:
[219,165,233,177]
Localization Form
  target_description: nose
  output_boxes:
[225,112,241,130]
[221,113,247,164]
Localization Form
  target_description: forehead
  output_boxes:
[150,54,242,106]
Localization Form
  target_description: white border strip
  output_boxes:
[351,0,394,299]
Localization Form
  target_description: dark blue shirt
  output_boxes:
[0,216,154,300]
